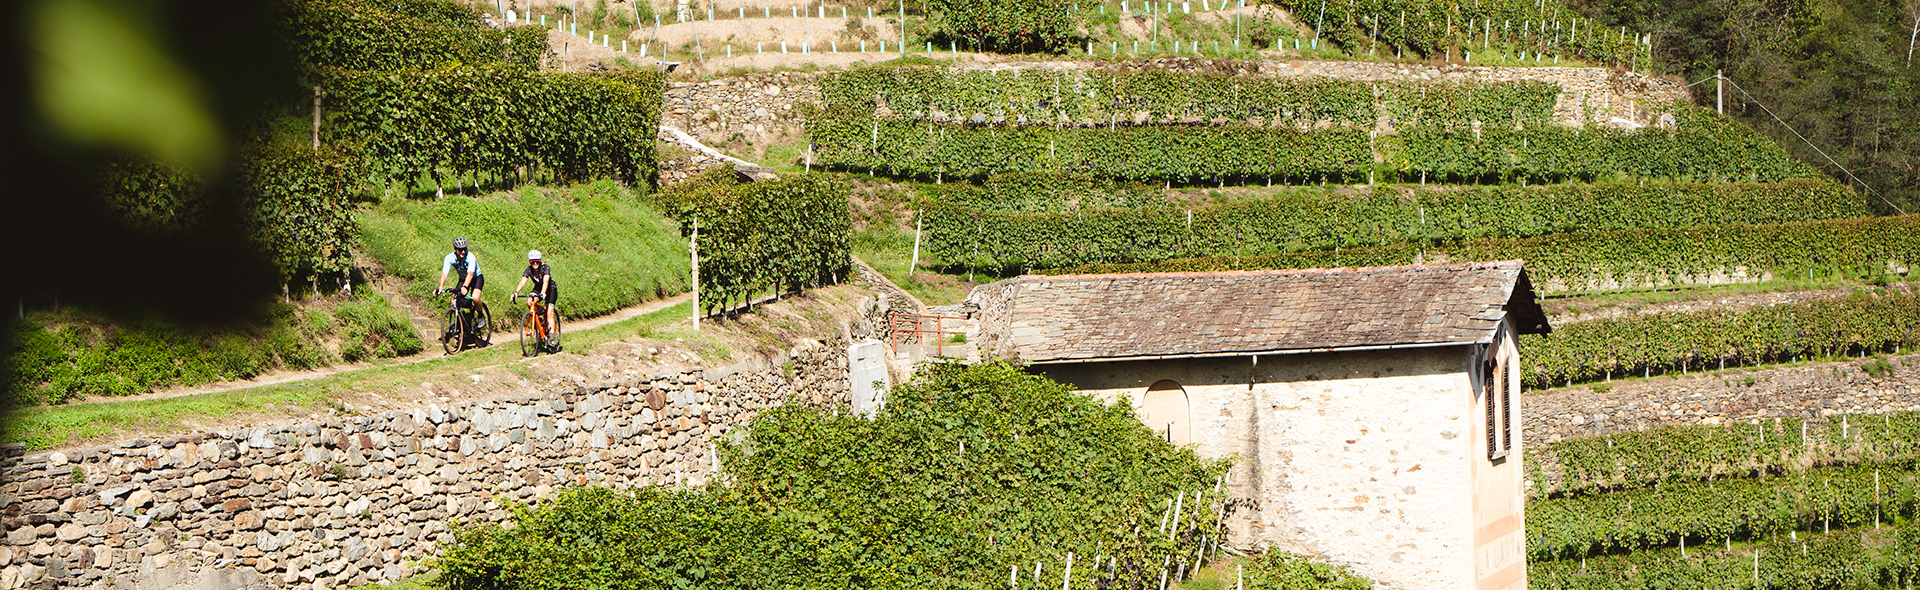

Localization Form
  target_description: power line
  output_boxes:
[1721,76,1907,215]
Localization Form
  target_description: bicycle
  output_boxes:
[435,288,492,354]
[513,293,563,356]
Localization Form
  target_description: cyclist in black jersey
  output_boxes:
[512,249,559,343]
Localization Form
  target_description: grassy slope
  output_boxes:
[3,289,421,406]
[1,300,694,450]
[358,180,690,320]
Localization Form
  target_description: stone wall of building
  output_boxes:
[0,341,852,590]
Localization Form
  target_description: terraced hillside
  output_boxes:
[796,56,1920,588]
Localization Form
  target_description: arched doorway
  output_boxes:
[1142,380,1191,445]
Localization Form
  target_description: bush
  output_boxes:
[925,0,1073,53]
[357,181,691,320]
[437,362,1229,590]
[239,144,367,289]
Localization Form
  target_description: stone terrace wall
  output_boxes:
[1523,353,1920,449]
[663,72,823,149]
[658,60,1691,154]
[0,341,852,590]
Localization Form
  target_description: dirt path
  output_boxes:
[68,292,693,406]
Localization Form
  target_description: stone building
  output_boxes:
[964,261,1550,590]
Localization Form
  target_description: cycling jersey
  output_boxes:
[442,252,482,279]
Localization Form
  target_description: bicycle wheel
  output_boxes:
[547,308,562,353]
[519,311,537,357]
[441,307,465,355]
[474,303,493,345]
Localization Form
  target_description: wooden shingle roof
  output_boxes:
[970,260,1549,364]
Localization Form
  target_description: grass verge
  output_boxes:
[1,300,694,451]
[358,180,690,321]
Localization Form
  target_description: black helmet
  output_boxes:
[452,237,469,250]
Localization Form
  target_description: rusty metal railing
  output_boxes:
[887,312,966,356]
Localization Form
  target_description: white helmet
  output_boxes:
[527,250,542,261]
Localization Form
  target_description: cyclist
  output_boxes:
[513,250,560,350]
[436,237,487,336]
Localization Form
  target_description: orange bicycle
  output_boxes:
[514,293,562,356]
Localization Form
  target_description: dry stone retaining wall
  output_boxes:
[0,342,851,590]
[657,60,1689,154]
[1523,353,1920,449]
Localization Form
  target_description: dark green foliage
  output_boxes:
[436,362,1230,590]
[328,67,663,189]
[1573,0,1920,214]
[239,144,367,288]
[1522,289,1920,388]
[94,157,208,235]
[1055,214,1920,296]
[922,178,1861,272]
[281,0,548,81]
[925,0,1074,53]
[655,168,851,315]
[1265,0,1650,65]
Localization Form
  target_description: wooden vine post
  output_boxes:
[691,217,700,330]
[312,86,323,150]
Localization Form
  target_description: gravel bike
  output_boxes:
[514,293,562,356]
[435,288,492,354]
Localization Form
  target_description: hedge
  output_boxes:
[654,168,852,315]
[1054,214,1920,296]
[1521,288,1920,388]
[328,67,664,190]
[920,178,1864,271]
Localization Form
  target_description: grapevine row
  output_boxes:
[1537,411,1920,497]
[1052,214,1920,296]
[328,67,664,190]
[919,177,1863,271]
[1522,288,1920,389]
[1530,462,1920,559]
[1267,0,1653,66]
[808,108,1813,184]
[654,168,852,315]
